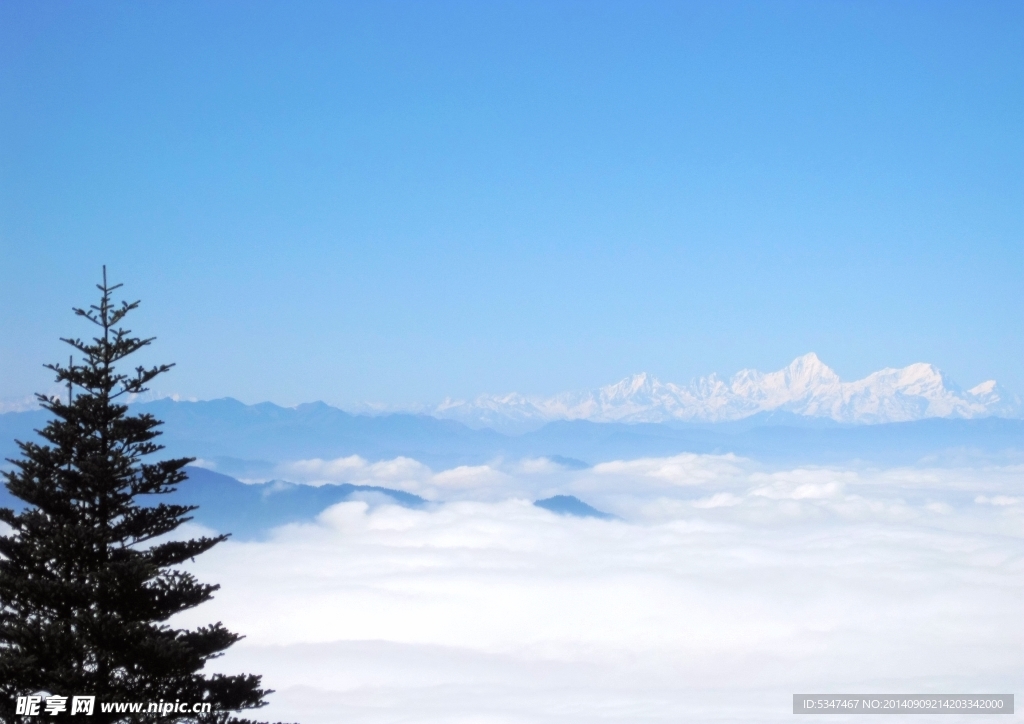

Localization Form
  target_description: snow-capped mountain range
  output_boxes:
[433,354,1021,431]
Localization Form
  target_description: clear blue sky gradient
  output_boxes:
[1,1,1021,407]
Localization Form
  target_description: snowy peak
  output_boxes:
[783,352,842,391]
[730,353,841,411]
[965,379,1021,418]
[433,355,1021,432]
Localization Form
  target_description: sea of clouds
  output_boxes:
[172,453,1023,723]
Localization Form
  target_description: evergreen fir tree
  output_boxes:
[0,271,273,723]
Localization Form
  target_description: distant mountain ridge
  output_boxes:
[433,353,1021,431]
[3,398,1022,482]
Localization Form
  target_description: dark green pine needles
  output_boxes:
[0,271,273,723]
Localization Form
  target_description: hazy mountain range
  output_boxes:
[3,399,1021,483]
[3,354,1022,536]
[432,353,1021,432]
[1,354,1020,485]
[0,463,612,539]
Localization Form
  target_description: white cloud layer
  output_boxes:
[278,455,515,499]
[174,454,1023,723]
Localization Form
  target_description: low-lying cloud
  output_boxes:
[278,455,514,499]
[174,454,1023,723]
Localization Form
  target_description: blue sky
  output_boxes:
[1,0,1021,407]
